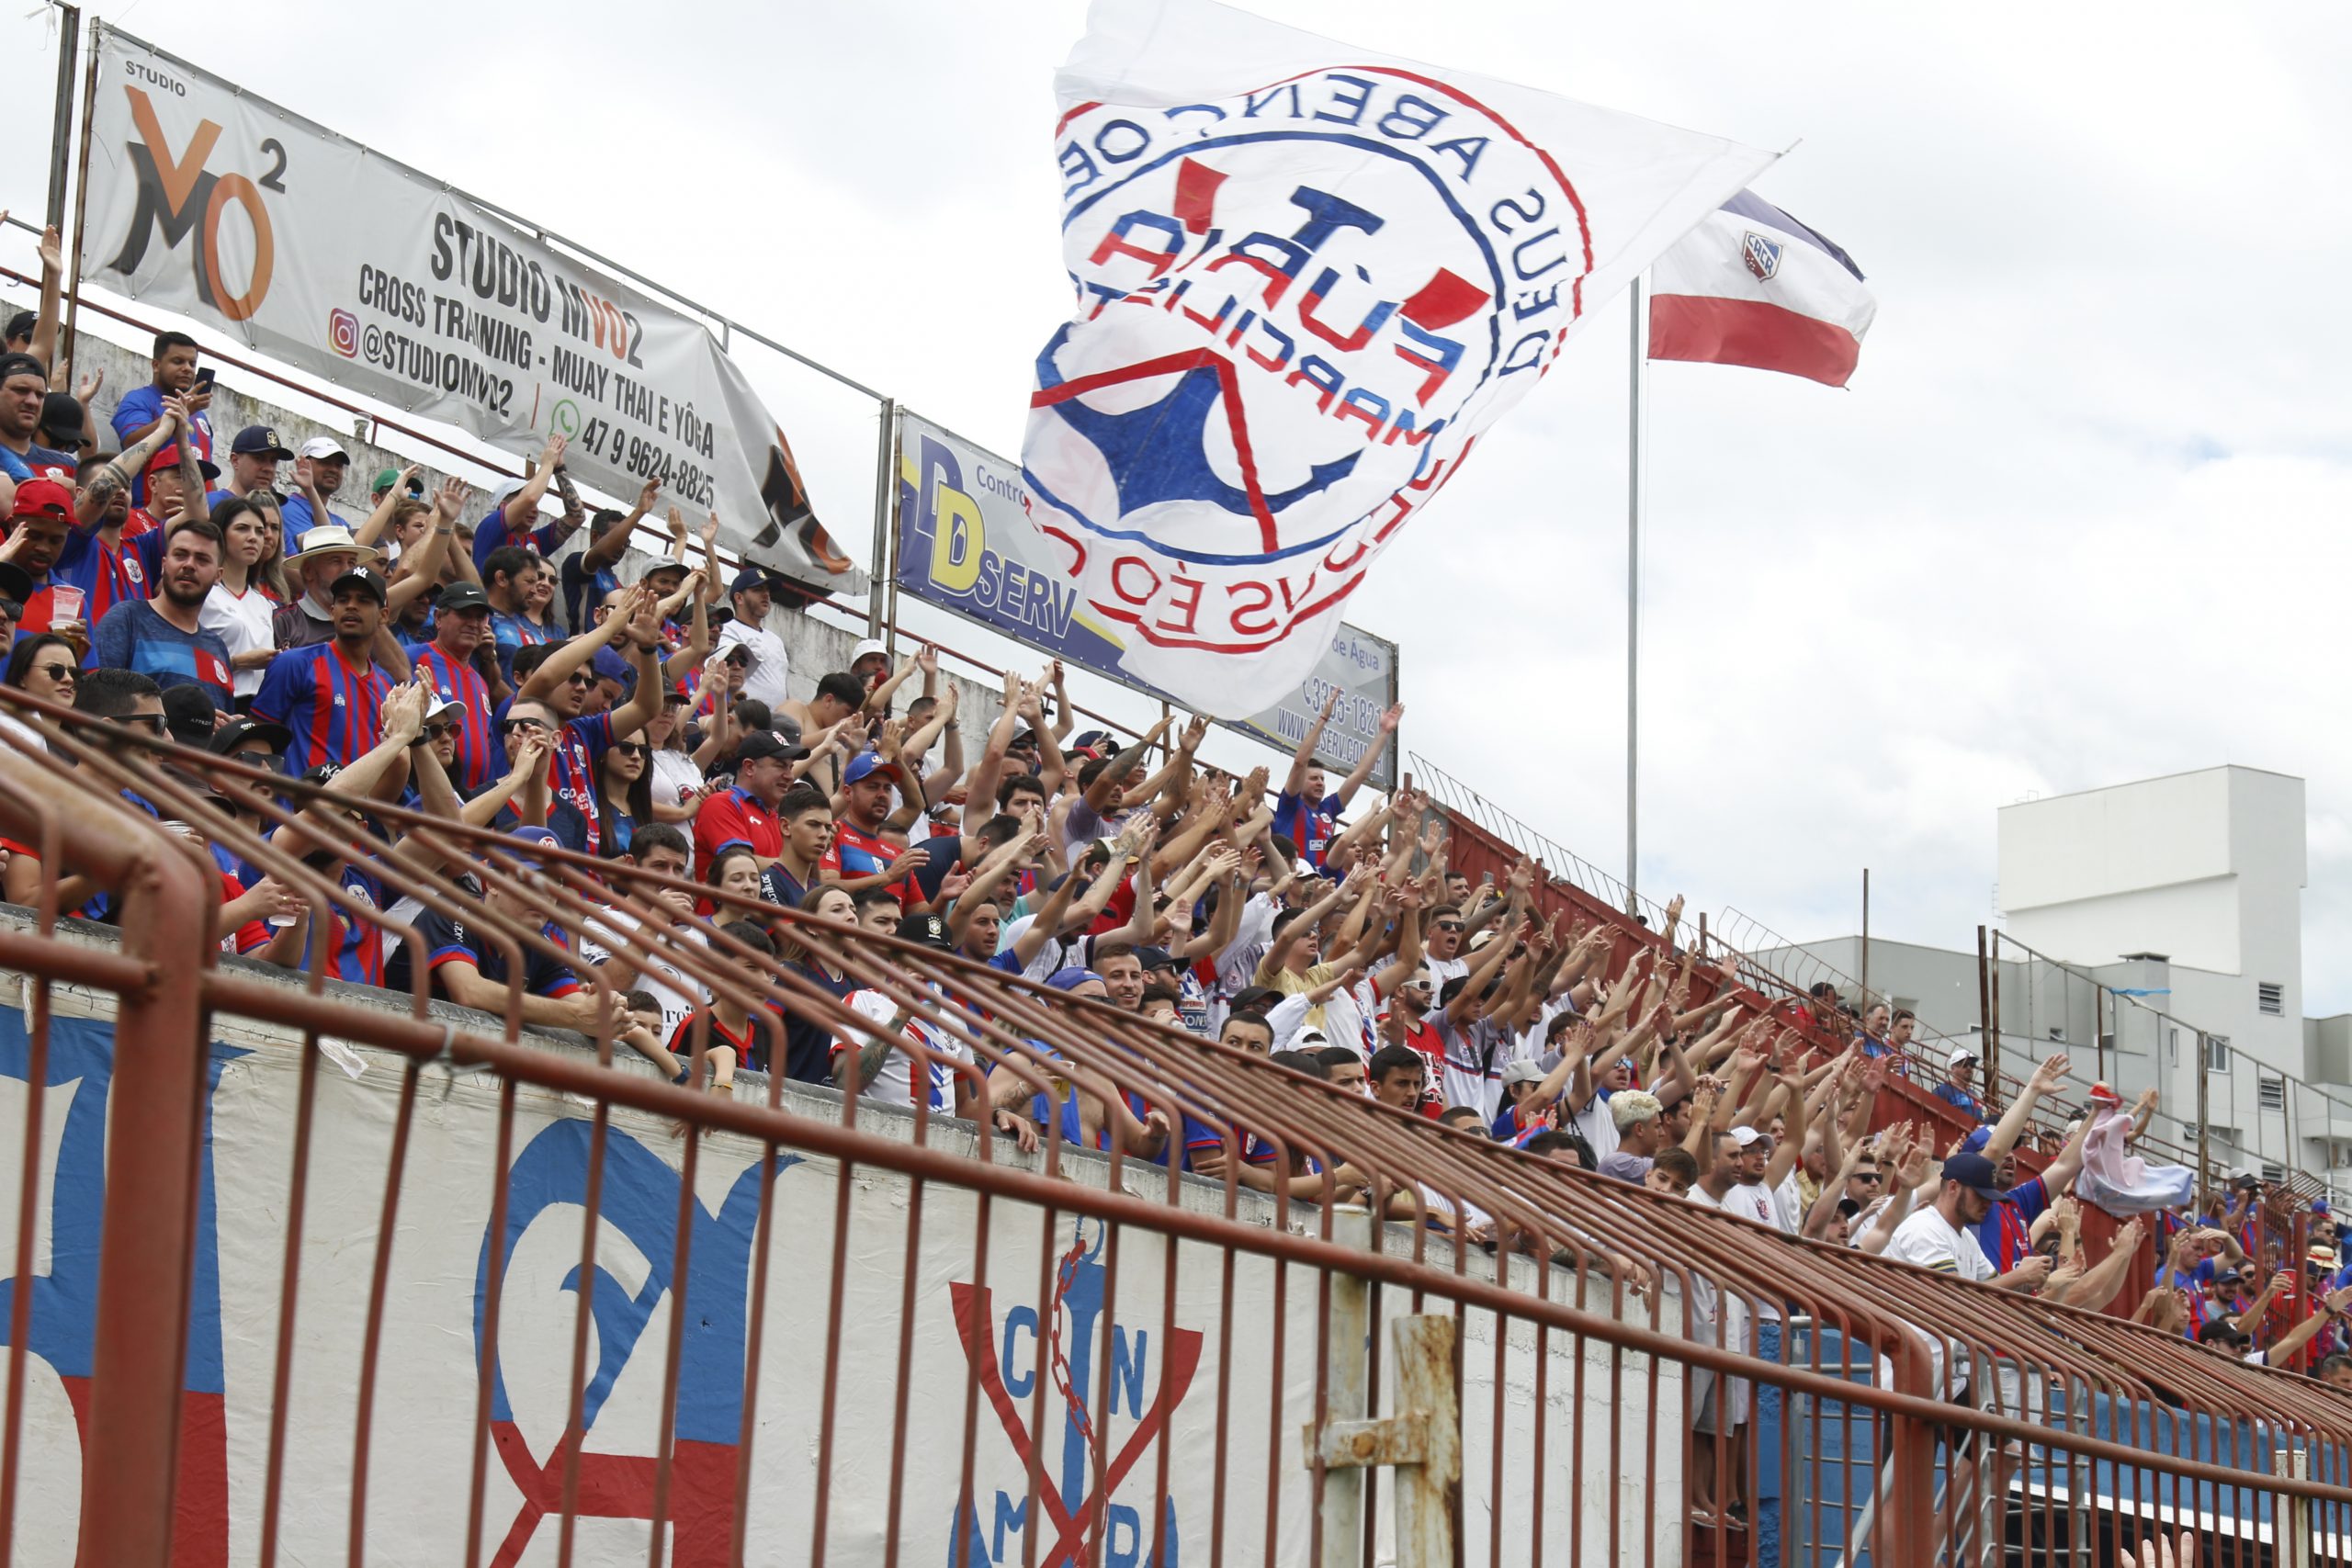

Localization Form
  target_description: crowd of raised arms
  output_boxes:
[0,307,2345,1527]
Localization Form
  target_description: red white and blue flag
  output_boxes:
[1647,189,1875,387]
[1023,0,1775,715]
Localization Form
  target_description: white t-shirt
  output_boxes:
[1569,1094,1622,1166]
[1886,1206,1995,1282]
[717,616,790,709]
[201,581,278,696]
[576,908,708,1041]
[1214,892,1281,1004]
[831,987,967,1110]
[649,750,705,818]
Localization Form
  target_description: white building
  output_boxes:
[1757,765,2352,1189]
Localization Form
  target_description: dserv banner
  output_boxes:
[1023,0,1776,715]
[0,1006,1677,1566]
[82,27,862,592]
[896,411,1398,788]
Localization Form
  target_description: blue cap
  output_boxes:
[842,750,887,784]
[509,826,560,850]
[1960,1126,1991,1155]
[1940,1151,2006,1200]
[1046,968,1105,992]
[729,564,774,594]
[590,647,635,689]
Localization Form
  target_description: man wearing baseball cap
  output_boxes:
[403,581,499,793]
[820,748,934,907]
[0,477,84,639]
[50,396,201,630]
[1932,1046,1986,1123]
[253,568,399,773]
[210,424,293,513]
[717,562,792,709]
[1885,1151,2054,1291]
[0,352,76,483]
[278,434,356,544]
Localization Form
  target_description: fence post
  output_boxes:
[78,813,217,1565]
[2275,1441,2311,1567]
[1305,1210,1461,1568]
[1313,1207,1374,1568]
[865,396,897,640]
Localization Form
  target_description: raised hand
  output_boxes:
[666,503,689,542]
[2116,1531,2194,1568]
[378,679,429,745]
[433,474,469,520]
[916,642,939,678]
[505,728,553,781]
[540,431,570,468]
[1179,713,1208,753]
[2031,1054,2072,1092]
[884,843,932,880]
[1377,702,1403,734]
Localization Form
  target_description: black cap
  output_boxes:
[38,392,83,446]
[433,581,490,615]
[209,715,291,757]
[894,910,955,950]
[0,352,44,387]
[3,310,31,344]
[733,729,805,766]
[298,762,343,789]
[0,559,31,606]
[329,568,388,604]
[162,684,218,747]
[1135,945,1179,973]
[230,424,295,460]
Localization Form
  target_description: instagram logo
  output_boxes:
[327,309,358,357]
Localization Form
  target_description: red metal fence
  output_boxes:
[0,694,2348,1565]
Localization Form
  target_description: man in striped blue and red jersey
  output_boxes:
[404,580,497,793]
[252,568,399,775]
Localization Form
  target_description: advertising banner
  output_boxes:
[896,412,1398,788]
[0,1007,1671,1565]
[81,27,863,592]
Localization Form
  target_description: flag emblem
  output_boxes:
[1741,231,1781,282]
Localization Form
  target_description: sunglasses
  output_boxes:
[1852,1171,1884,1184]
[1433,922,1464,933]
[612,742,650,759]
[118,713,165,733]
[421,722,456,741]
[31,661,77,682]
[231,750,284,773]
[501,717,550,735]
[564,671,595,689]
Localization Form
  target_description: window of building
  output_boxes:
[2258,982,2285,1017]
[2263,1162,2285,1183]
[2260,1075,2285,1110]
[2204,1034,2232,1073]
[2168,1026,2179,1065]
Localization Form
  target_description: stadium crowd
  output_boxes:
[0,321,2346,1527]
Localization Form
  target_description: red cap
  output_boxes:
[8,478,73,522]
[2087,1080,2121,1104]
[145,444,219,479]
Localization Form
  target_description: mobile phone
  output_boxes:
[193,367,216,389]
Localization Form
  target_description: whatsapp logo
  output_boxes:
[550,400,582,439]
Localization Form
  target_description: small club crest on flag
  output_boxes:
[1742,231,1781,281]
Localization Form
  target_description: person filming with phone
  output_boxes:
[111,331,215,504]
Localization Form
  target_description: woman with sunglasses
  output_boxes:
[1,632,81,751]
[596,728,656,859]
[644,669,732,823]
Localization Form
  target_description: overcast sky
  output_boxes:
[13,1,2352,1013]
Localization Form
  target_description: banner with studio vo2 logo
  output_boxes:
[81,26,863,592]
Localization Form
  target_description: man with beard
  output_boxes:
[52,396,196,626]
[404,581,499,792]
[507,583,666,855]
[0,352,75,484]
[87,518,234,710]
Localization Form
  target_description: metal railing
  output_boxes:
[3,693,2350,1565]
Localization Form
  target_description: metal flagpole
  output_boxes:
[1625,275,1646,911]
[46,6,80,232]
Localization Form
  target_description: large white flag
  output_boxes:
[1023,0,1775,714]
